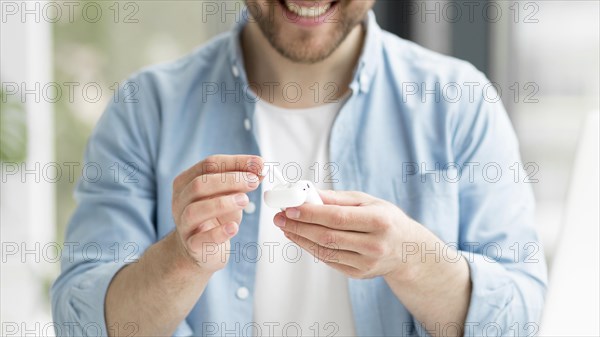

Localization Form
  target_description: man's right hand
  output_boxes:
[106,154,263,337]
[171,155,264,273]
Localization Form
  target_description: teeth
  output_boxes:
[285,1,331,18]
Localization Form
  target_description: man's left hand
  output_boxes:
[273,189,421,281]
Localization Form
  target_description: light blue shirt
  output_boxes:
[51,10,547,337]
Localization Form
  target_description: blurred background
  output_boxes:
[1,0,598,335]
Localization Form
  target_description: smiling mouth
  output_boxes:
[278,0,338,19]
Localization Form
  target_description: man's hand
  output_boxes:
[171,154,264,272]
[273,189,421,281]
[107,155,264,337]
[274,189,472,336]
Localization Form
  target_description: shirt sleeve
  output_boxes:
[450,73,548,337]
[50,74,193,337]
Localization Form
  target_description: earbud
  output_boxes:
[263,167,323,209]
[302,181,324,205]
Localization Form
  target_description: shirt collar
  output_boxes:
[228,8,382,95]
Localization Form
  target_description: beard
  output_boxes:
[247,1,371,64]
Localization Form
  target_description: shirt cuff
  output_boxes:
[462,252,515,337]
[56,261,195,337]
[66,262,129,336]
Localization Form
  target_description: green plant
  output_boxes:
[0,87,28,162]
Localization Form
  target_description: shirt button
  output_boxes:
[244,201,256,214]
[360,73,369,92]
[244,118,251,131]
[232,65,240,78]
[236,286,249,300]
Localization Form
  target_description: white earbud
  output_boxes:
[263,167,323,209]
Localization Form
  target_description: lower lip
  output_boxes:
[278,0,338,27]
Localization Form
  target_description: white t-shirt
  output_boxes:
[252,96,356,337]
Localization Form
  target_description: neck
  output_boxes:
[241,22,365,109]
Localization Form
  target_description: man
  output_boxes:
[51,0,547,336]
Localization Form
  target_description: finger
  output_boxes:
[319,190,371,206]
[284,204,379,232]
[284,232,363,269]
[188,221,238,252]
[275,213,367,253]
[179,172,260,206]
[215,210,243,232]
[180,193,249,234]
[174,155,264,193]
[193,209,244,235]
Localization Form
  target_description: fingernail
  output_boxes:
[235,193,249,206]
[247,174,259,188]
[247,157,261,174]
[225,222,238,235]
[286,208,300,219]
[260,165,269,177]
[274,214,286,227]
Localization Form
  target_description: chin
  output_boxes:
[284,38,343,63]
[247,0,372,63]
